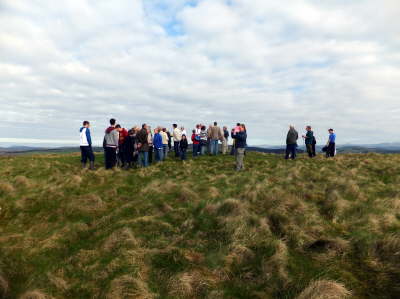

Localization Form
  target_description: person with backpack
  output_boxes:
[180,134,189,160]
[103,118,119,169]
[153,128,164,162]
[302,126,315,158]
[326,129,336,158]
[136,124,149,167]
[191,129,200,157]
[79,120,95,170]
[285,125,299,160]
[231,124,247,171]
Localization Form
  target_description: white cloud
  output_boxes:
[0,0,399,146]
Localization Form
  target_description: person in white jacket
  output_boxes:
[172,124,182,157]
[80,121,95,169]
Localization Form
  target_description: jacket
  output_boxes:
[191,133,200,145]
[104,127,119,148]
[305,131,314,145]
[80,127,92,146]
[136,128,149,152]
[153,133,163,149]
[231,131,247,148]
[286,129,298,145]
[180,138,188,151]
[160,131,168,145]
[173,128,182,142]
[210,126,222,140]
[118,128,128,146]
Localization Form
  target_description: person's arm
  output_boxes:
[86,128,92,146]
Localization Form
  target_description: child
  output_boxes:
[180,134,188,160]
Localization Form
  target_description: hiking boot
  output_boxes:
[82,162,86,169]
[89,161,95,170]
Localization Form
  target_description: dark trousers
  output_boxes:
[118,150,126,166]
[306,144,314,158]
[80,146,95,164]
[285,144,297,159]
[105,147,117,169]
[192,143,199,157]
[174,141,180,157]
[180,149,187,160]
[326,142,336,157]
[312,144,316,157]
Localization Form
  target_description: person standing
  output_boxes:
[222,126,229,154]
[191,129,200,157]
[326,129,336,158]
[115,124,128,167]
[285,125,298,160]
[172,124,182,158]
[153,128,164,162]
[103,118,119,169]
[209,122,222,155]
[302,126,315,158]
[147,126,153,165]
[180,135,189,160]
[79,121,95,170]
[161,128,169,160]
[136,124,149,167]
[167,129,172,151]
[199,125,208,155]
[231,124,247,171]
[124,128,137,169]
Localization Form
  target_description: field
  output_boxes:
[0,152,399,298]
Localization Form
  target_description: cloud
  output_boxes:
[0,0,399,146]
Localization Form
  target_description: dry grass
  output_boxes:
[106,275,154,299]
[19,290,52,299]
[0,181,14,195]
[0,273,8,298]
[297,279,351,299]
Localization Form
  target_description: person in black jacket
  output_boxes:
[179,134,189,160]
[231,124,247,171]
[124,128,137,169]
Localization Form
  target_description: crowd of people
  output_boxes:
[79,119,248,171]
[285,125,336,160]
[79,120,336,171]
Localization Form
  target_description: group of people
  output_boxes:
[79,119,248,171]
[285,125,336,160]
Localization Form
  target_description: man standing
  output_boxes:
[153,128,164,162]
[210,122,222,155]
[103,118,119,169]
[161,128,169,160]
[231,124,247,171]
[172,124,182,158]
[303,126,315,158]
[136,124,149,167]
[222,126,229,154]
[326,129,336,158]
[115,124,128,167]
[285,125,298,160]
[79,121,95,170]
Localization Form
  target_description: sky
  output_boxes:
[1,0,399,146]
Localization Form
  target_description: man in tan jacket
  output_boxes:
[209,121,222,155]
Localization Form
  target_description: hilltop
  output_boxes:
[0,152,399,298]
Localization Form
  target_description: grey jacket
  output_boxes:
[286,129,298,145]
[104,127,119,148]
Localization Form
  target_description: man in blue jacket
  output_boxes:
[326,129,336,157]
[80,120,95,169]
[231,124,247,171]
[153,128,164,162]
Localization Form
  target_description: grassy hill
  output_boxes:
[0,152,399,298]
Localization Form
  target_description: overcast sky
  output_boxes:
[1,0,399,146]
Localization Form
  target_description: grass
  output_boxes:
[0,152,399,298]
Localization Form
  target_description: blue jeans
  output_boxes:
[211,139,219,155]
[200,143,206,155]
[162,145,168,160]
[155,148,163,162]
[180,149,187,160]
[139,151,149,167]
[192,143,199,157]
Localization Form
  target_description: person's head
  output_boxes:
[236,123,241,127]
[115,124,122,131]
[182,134,187,139]
[192,129,195,134]
[181,126,185,130]
[162,127,166,132]
[110,118,116,126]
[154,128,158,134]
[173,124,177,128]
[306,125,311,131]
[214,121,217,126]
[223,126,227,130]
[201,125,206,131]
[128,129,134,135]
[196,124,200,129]
[142,123,147,130]
[289,125,294,130]
[328,128,334,134]
[240,124,246,132]
[83,121,90,128]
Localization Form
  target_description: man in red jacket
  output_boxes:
[116,124,128,167]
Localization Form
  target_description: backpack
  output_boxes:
[312,136,317,145]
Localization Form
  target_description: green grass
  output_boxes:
[0,152,399,298]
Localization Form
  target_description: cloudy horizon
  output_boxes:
[1,0,399,147]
